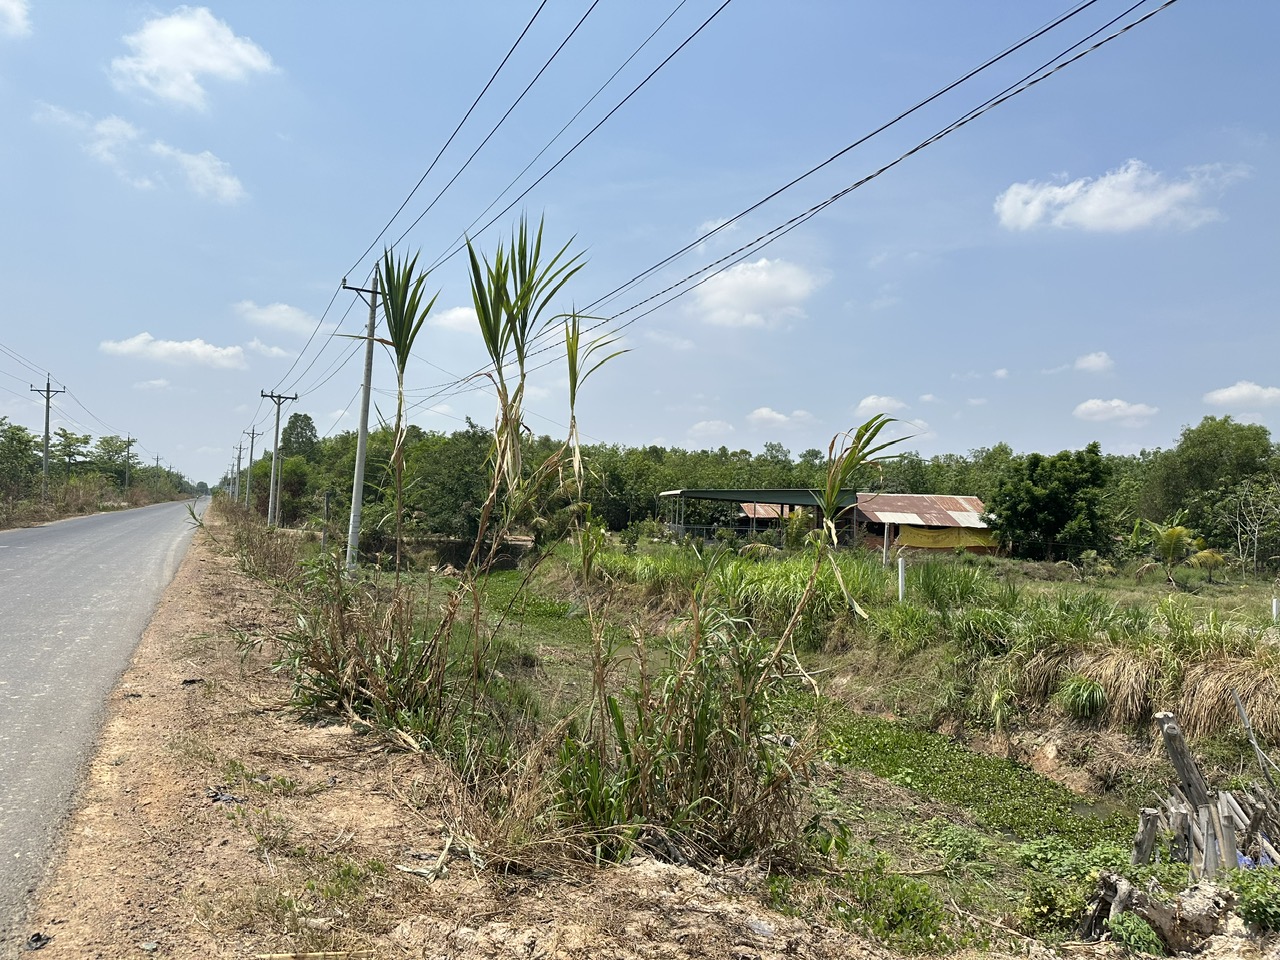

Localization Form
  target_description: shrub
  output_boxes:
[1106,912,1165,955]
[1229,868,1280,931]
[843,857,954,953]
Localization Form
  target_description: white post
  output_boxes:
[1272,597,1278,622]
[898,555,906,603]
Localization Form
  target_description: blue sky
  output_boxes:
[1,1,1276,485]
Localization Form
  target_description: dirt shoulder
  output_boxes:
[13,510,904,960]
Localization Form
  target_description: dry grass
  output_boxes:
[1178,654,1280,740]
[1074,647,1163,726]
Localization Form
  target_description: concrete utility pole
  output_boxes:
[123,436,136,491]
[261,391,297,527]
[233,442,243,500]
[342,270,380,574]
[243,427,262,508]
[30,375,65,500]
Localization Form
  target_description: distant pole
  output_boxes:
[343,269,380,574]
[261,391,297,527]
[243,427,262,508]
[233,442,243,500]
[123,436,136,491]
[30,375,66,500]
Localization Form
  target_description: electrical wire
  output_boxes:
[398,0,1178,418]
[436,0,693,269]
[390,0,1155,416]
[267,2,555,403]
[411,0,738,268]
[372,0,604,272]
[342,0,553,280]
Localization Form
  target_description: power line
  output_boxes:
[581,0,1112,315]
[580,0,1180,341]
[375,0,603,273]
[437,0,693,266]
[398,0,1179,415]
[276,0,720,411]
[268,4,553,402]
[342,0,554,280]
[417,0,739,272]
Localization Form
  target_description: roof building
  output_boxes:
[658,489,997,553]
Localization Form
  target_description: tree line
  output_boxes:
[0,418,197,524]
[228,410,1280,572]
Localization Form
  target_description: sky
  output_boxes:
[1,0,1277,486]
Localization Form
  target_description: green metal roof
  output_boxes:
[658,488,857,508]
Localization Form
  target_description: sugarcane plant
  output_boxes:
[376,248,438,575]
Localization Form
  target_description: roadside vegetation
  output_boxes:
[215,215,1280,955]
[0,420,198,529]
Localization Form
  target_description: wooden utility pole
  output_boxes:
[30,375,65,499]
[342,269,380,574]
[243,427,262,508]
[261,391,297,527]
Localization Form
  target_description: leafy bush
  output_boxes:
[1229,868,1280,931]
[1106,912,1165,955]
[843,857,954,953]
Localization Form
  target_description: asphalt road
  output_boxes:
[0,499,205,945]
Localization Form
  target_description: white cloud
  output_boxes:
[1074,351,1114,373]
[100,332,246,369]
[918,393,937,403]
[151,142,245,203]
[993,368,1009,379]
[855,395,907,417]
[247,337,290,359]
[747,407,812,428]
[429,306,478,333]
[1073,398,1158,425]
[693,258,820,328]
[34,104,156,188]
[234,300,323,336]
[111,6,275,109]
[1203,380,1280,407]
[133,378,170,390]
[688,419,734,441]
[0,0,30,37]
[995,159,1245,232]
[643,329,695,351]
[967,398,988,407]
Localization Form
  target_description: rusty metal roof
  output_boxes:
[660,489,988,529]
[853,493,988,529]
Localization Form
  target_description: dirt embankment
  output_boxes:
[13,512,907,960]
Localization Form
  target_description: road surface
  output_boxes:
[0,500,205,946]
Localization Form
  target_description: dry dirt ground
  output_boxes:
[12,512,1276,960]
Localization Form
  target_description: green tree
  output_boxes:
[279,412,319,462]
[1141,416,1276,530]
[92,435,139,488]
[0,418,39,502]
[986,442,1110,561]
[52,428,92,480]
